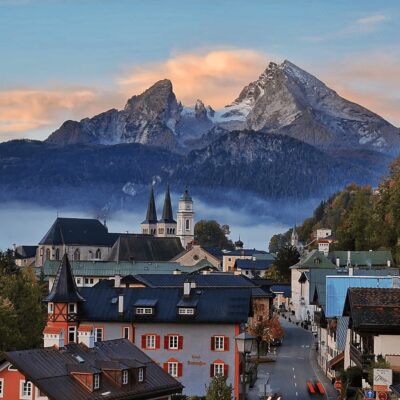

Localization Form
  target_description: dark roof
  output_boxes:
[202,247,224,260]
[142,186,158,224]
[343,288,400,333]
[391,384,400,396]
[235,259,274,270]
[107,234,184,262]
[159,185,176,224]
[78,286,252,324]
[270,284,291,298]
[14,245,37,259]
[224,249,268,256]
[39,217,119,246]
[5,339,182,400]
[44,254,85,303]
[133,273,259,288]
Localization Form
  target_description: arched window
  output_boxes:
[73,248,80,261]
[95,249,101,259]
[185,219,190,231]
[45,248,51,261]
[55,248,60,260]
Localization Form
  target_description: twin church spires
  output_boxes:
[141,185,194,249]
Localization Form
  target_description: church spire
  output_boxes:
[142,186,158,224]
[44,254,85,303]
[160,185,176,223]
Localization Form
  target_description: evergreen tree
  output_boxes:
[205,375,233,400]
[194,220,234,250]
[273,245,300,282]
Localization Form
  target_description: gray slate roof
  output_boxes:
[235,259,274,270]
[5,339,182,400]
[14,245,37,259]
[78,284,253,324]
[39,217,119,246]
[107,234,184,262]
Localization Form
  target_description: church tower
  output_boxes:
[141,186,158,235]
[43,254,85,347]
[157,185,177,237]
[176,188,194,249]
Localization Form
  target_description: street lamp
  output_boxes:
[235,332,256,400]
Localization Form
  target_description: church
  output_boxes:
[140,186,195,249]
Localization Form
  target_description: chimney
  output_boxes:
[347,251,351,267]
[118,295,124,314]
[349,266,353,276]
[183,281,191,296]
[336,257,340,268]
[78,327,95,348]
[190,281,197,290]
[114,274,121,287]
[173,269,182,275]
[387,260,391,267]
[201,270,210,275]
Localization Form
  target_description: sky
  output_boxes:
[1,0,400,141]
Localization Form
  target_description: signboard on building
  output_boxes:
[373,369,392,392]
[363,389,374,398]
[377,392,387,400]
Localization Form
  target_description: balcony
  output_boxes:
[350,343,375,373]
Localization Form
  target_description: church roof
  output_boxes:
[107,234,184,262]
[142,186,158,224]
[39,218,118,246]
[44,254,85,303]
[159,185,176,224]
[180,188,192,202]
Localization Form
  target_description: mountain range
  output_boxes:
[1,60,399,216]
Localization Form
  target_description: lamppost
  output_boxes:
[235,332,256,400]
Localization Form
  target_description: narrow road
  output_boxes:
[250,318,337,400]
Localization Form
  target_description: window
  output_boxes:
[169,335,178,349]
[123,327,130,340]
[93,374,100,390]
[178,308,194,315]
[84,278,94,285]
[158,228,164,234]
[45,248,50,261]
[214,363,224,376]
[48,302,54,313]
[76,278,81,285]
[68,303,76,314]
[215,336,224,351]
[0,378,4,398]
[95,328,103,342]
[73,248,80,261]
[95,249,101,259]
[168,362,178,377]
[146,335,155,349]
[20,380,32,399]
[210,362,228,378]
[136,307,153,315]
[185,219,190,231]
[122,370,129,385]
[138,368,144,382]
[211,336,229,351]
[68,326,76,343]
[55,248,60,260]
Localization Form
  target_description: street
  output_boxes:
[248,318,338,400]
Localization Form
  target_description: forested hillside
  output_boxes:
[269,159,400,262]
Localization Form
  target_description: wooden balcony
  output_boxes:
[350,343,375,373]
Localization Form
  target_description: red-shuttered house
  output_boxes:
[36,254,271,398]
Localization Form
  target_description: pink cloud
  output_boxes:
[118,49,271,108]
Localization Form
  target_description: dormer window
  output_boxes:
[136,307,153,315]
[138,368,144,382]
[122,370,129,385]
[93,374,100,390]
[68,303,76,314]
[178,307,195,315]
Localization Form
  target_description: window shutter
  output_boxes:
[224,364,229,377]
[163,363,168,372]
[155,335,160,349]
[211,336,215,351]
[178,335,183,350]
[164,335,169,349]
[141,335,146,349]
[224,336,229,351]
[178,362,183,377]
[210,364,214,378]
